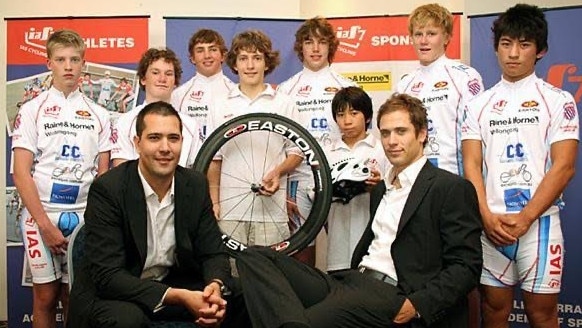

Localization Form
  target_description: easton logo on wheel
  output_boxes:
[224,124,247,138]
[196,113,332,255]
[223,119,320,166]
[221,234,248,252]
[272,241,290,252]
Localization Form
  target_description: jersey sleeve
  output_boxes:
[111,112,137,160]
[396,72,413,94]
[460,99,483,141]
[548,91,580,144]
[171,83,188,111]
[180,114,203,168]
[98,112,113,153]
[205,99,223,160]
[11,102,39,154]
[281,97,303,157]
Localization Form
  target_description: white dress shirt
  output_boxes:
[359,156,427,281]
[138,166,176,282]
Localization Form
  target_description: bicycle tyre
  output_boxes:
[193,112,331,255]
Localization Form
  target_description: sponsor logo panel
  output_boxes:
[341,72,391,91]
[7,18,148,64]
[329,16,461,62]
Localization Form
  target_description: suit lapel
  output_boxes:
[397,162,436,234]
[370,181,387,222]
[127,161,148,266]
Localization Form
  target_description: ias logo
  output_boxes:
[25,27,54,50]
[297,85,312,97]
[44,105,62,118]
[189,90,204,102]
[411,82,424,94]
[336,25,366,52]
[492,100,507,114]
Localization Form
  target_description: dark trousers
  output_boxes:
[87,271,250,328]
[236,247,405,328]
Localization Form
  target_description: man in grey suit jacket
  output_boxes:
[235,93,482,328]
[68,101,248,327]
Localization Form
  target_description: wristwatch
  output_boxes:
[210,279,232,296]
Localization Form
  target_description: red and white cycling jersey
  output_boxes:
[398,55,483,175]
[11,87,112,212]
[111,102,202,168]
[461,73,579,216]
[171,71,235,139]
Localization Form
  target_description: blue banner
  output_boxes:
[471,7,582,327]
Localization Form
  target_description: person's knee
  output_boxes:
[32,284,61,309]
[91,302,149,328]
[523,294,559,327]
[480,287,513,323]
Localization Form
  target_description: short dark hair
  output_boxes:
[377,93,428,147]
[331,87,373,125]
[135,101,182,138]
[294,16,338,63]
[136,48,182,91]
[493,4,548,57]
[226,29,280,76]
[188,29,228,57]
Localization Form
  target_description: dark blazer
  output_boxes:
[68,160,231,328]
[351,161,483,328]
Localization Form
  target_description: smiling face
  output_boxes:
[46,46,85,95]
[378,109,426,174]
[235,49,267,88]
[302,36,330,71]
[411,21,450,66]
[141,58,176,102]
[191,42,225,77]
[496,35,540,82]
[134,113,182,184]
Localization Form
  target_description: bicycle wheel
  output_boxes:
[193,113,331,255]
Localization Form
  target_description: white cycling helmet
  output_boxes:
[330,157,372,204]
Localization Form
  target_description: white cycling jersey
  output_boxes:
[324,134,390,272]
[171,71,235,139]
[279,67,357,238]
[278,66,357,147]
[111,102,202,168]
[397,55,483,175]
[461,73,579,216]
[11,87,112,213]
[206,84,300,223]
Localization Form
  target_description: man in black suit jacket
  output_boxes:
[235,93,482,328]
[68,101,247,327]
